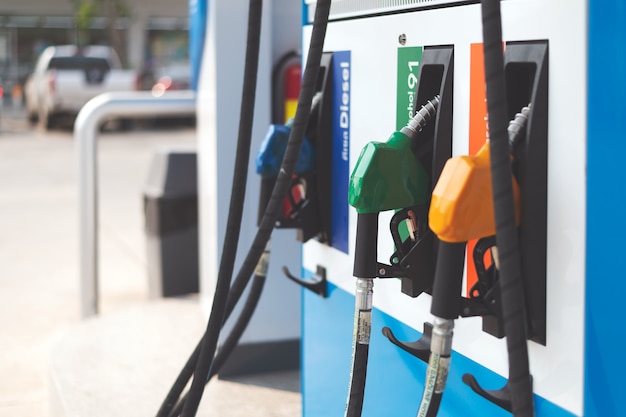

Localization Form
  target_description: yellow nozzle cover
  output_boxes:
[429,142,521,243]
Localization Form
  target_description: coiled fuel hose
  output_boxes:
[417,106,531,417]
[157,1,264,415]
[481,0,535,415]
[346,97,439,417]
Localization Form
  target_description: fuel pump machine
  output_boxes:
[294,1,620,416]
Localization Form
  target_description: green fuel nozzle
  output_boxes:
[344,97,441,417]
[348,96,439,214]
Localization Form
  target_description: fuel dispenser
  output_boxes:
[300,1,584,416]
[161,0,622,416]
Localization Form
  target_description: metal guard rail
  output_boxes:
[75,90,197,318]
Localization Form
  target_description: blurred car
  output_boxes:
[24,45,138,130]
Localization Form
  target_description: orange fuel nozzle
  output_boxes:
[428,141,521,243]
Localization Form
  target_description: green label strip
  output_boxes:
[396,46,423,130]
[395,46,423,243]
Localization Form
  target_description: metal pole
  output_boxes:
[74,90,196,318]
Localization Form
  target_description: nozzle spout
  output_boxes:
[508,105,531,150]
[401,95,440,140]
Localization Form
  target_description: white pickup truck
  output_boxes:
[25,45,138,129]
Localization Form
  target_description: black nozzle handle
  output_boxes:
[353,213,379,278]
[430,241,466,320]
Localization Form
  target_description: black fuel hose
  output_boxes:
[419,107,530,417]
[157,243,270,417]
[223,0,331,315]
[159,242,275,417]
[418,242,465,417]
[160,1,332,416]
[345,335,371,417]
[345,213,378,417]
[480,0,535,415]
[158,252,268,417]
[161,271,266,417]
[160,1,264,416]
[192,0,331,364]
[167,244,270,417]
[345,99,440,417]
[157,265,264,417]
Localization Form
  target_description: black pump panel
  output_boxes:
[399,45,454,298]
[257,53,334,244]
[481,41,548,345]
[414,46,454,192]
[313,52,335,245]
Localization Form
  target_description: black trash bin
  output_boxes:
[144,148,199,298]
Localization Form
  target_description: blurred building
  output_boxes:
[0,0,189,98]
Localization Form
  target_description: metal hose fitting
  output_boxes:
[430,317,454,356]
[354,278,374,345]
[355,277,374,311]
[416,317,454,417]
[508,105,531,149]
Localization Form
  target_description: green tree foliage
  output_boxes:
[70,0,130,65]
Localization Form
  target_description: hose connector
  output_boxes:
[355,277,374,311]
[430,316,454,356]
[401,95,440,140]
[416,316,454,416]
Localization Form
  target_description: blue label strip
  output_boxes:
[330,50,351,254]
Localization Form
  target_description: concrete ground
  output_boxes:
[0,106,301,417]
